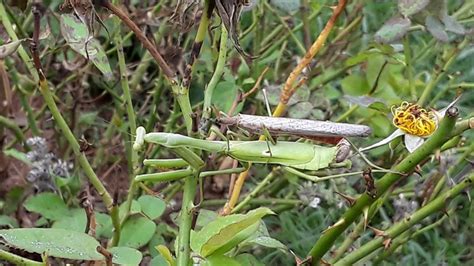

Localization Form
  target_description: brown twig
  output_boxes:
[98,0,175,79]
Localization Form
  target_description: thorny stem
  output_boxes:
[222,0,348,215]
[176,171,199,266]
[336,172,474,265]
[308,107,459,264]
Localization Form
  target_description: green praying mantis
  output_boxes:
[132,114,375,183]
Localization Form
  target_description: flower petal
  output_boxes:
[404,134,424,153]
[360,129,404,152]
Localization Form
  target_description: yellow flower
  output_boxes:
[360,97,459,153]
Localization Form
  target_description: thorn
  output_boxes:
[413,165,422,177]
[435,150,441,161]
[334,191,356,206]
[383,238,392,249]
[367,225,386,237]
[290,250,312,266]
[363,206,369,230]
[322,218,346,233]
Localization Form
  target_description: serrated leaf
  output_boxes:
[425,15,448,42]
[398,0,430,17]
[23,193,70,220]
[0,228,104,260]
[190,207,274,257]
[0,39,24,59]
[109,246,143,265]
[60,14,112,78]
[138,195,166,220]
[375,16,411,43]
[118,216,156,248]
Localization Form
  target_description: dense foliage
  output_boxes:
[0,0,473,265]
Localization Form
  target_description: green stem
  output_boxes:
[38,78,120,244]
[202,24,228,121]
[0,115,28,150]
[0,249,43,266]
[0,3,38,81]
[308,108,459,264]
[336,172,474,265]
[176,171,199,266]
[232,169,279,213]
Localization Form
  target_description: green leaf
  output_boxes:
[195,209,218,230]
[341,74,370,96]
[0,228,104,260]
[375,16,411,43]
[425,15,448,42]
[398,0,430,17]
[60,14,112,79]
[52,208,86,232]
[0,39,24,59]
[240,222,287,252]
[202,254,242,266]
[119,200,142,221]
[96,212,113,239]
[52,209,113,239]
[235,253,265,266]
[109,246,143,265]
[150,255,169,266]
[0,215,18,228]
[138,195,166,220]
[118,215,156,248]
[23,192,70,220]
[190,207,274,257]
[212,81,238,113]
